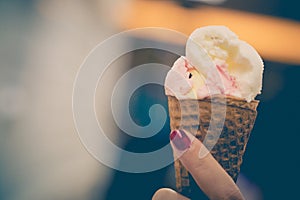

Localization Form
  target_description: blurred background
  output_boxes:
[0,0,299,200]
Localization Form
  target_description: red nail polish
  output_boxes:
[170,130,191,151]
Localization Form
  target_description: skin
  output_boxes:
[152,130,245,200]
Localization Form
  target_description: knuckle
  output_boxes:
[152,188,172,200]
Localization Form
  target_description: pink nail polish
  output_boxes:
[170,130,191,151]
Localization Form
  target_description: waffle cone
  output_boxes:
[168,95,259,198]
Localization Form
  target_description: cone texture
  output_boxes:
[168,95,259,197]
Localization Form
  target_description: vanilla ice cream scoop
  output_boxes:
[165,25,264,102]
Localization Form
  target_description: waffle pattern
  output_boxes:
[168,95,259,198]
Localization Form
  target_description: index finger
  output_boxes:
[170,129,245,200]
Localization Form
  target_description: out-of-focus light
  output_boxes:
[115,0,300,65]
[0,86,27,119]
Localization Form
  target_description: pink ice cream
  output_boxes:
[165,26,264,102]
[165,56,241,99]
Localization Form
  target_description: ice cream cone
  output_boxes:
[168,95,259,198]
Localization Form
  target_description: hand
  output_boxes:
[152,129,245,200]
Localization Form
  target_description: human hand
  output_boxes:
[152,129,245,200]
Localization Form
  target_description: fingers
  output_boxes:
[152,188,189,200]
[170,129,245,200]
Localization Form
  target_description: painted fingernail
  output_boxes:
[170,129,191,151]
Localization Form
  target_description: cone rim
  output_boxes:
[167,95,259,111]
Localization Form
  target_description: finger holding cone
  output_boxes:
[170,129,245,200]
[152,129,245,200]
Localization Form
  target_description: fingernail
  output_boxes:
[170,129,191,151]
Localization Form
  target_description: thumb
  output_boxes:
[170,129,244,200]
